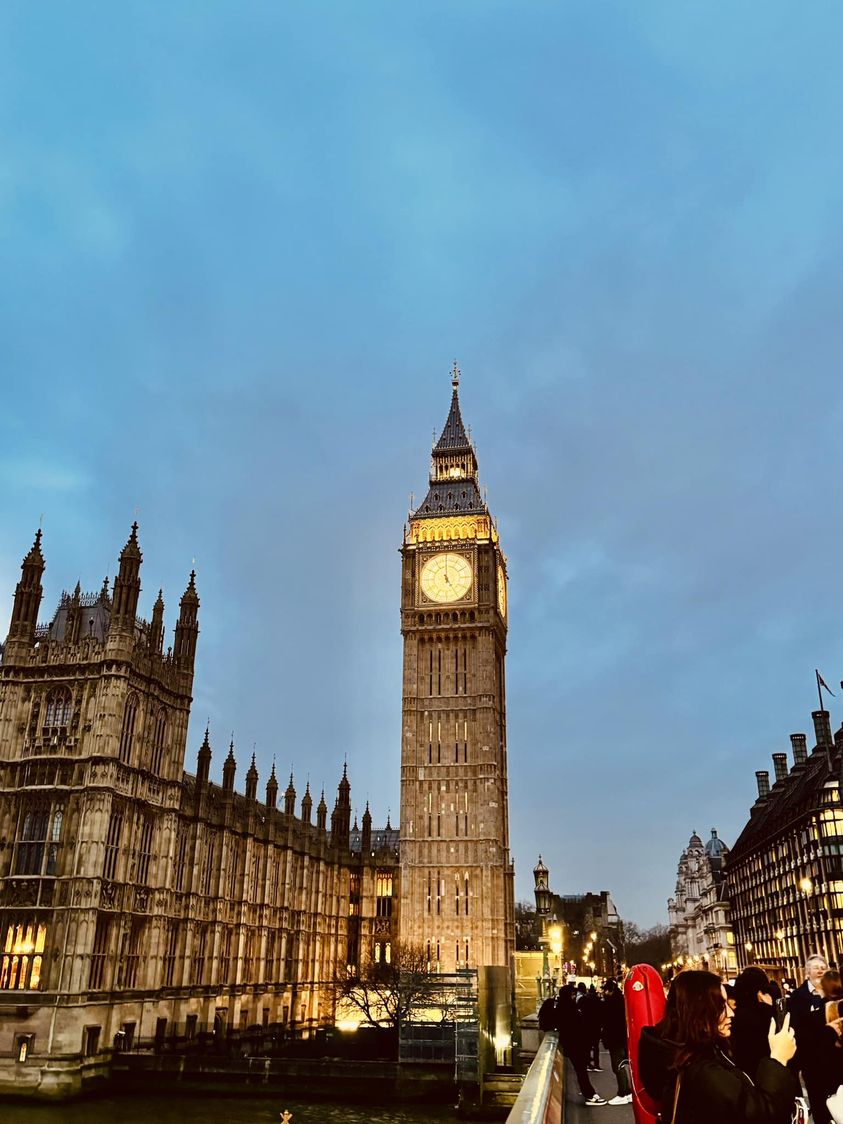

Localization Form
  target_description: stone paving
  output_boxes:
[564,1048,635,1124]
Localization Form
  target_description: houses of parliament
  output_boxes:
[0,372,515,1098]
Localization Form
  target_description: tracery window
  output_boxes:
[0,917,47,991]
[14,804,63,876]
[136,817,155,885]
[43,688,71,728]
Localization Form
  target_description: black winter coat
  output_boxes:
[730,1000,774,1080]
[639,1026,798,1124]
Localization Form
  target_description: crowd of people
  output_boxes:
[539,978,633,1106]
[539,952,843,1121]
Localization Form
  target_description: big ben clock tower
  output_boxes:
[398,365,515,973]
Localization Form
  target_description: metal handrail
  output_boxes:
[505,1031,563,1124]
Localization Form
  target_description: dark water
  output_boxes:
[1,1094,457,1124]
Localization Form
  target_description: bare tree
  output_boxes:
[330,941,453,1028]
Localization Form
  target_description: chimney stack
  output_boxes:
[812,710,832,752]
[791,734,808,767]
[755,770,770,799]
[772,753,789,783]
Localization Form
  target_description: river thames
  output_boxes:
[3,1094,457,1124]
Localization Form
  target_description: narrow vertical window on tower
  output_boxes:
[462,648,468,694]
[437,648,442,695]
[465,873,470,915]
[102,808,124,881]
[88,916,110,990]
[463,719,468,763]
[454,648,459,694]
[436,871,441,915]
[118,694,138,765]
[426,871,432,914]
[429,650,433,696]
[174,824,188,893]
[136,818,155,885]
[150,708,167,774]
[428,716,433,763]
[455,876,460,915]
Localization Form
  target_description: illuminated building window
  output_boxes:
[427,872,432,915]
[376,872,393,917]
[465,874,470,916]
[103,809,123,881]
[16,1035,33,1063]
[150,708,167,774]
[118,694,138,765]
[0,918,47,991]
[14,804,63,876]
[43,688,71,728]
[349,872,361,917]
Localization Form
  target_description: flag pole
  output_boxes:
[817,670,833,771]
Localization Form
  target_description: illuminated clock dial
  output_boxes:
[420,553,473,604]
[497,563,507,618]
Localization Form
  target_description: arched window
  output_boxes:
[43,689,71,729]
[118,695,138,765]
[150,709,167,774]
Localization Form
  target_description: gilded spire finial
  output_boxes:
[452,359,460,390]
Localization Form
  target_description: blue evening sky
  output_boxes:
[2,2,843,925]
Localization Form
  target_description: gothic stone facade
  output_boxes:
[0,527,397,1098]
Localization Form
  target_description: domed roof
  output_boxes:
[688,830,703,848]
[533,854,548,876]
[705,828,728,857]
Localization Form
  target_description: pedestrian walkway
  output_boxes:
[564,1048,634,1123]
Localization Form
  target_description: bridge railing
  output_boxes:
[505,1031,563,1124]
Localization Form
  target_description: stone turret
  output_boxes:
[316,790,327,832]
[110,523,142,636]
[197,726,212,786]
[149,590,165,654]
[5,529,45,657]
[245,753,259,801]
[222,738,236,793]
[174,571,199,669]
[284,774,296,817]
[301,783,313,825]
[361,802,372,853]
[331,764,351,850]
[265,762,278,809]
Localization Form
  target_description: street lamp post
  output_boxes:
[533,856,554,1002]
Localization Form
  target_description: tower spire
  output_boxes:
[6,529,45,649]
[412,364,483,518]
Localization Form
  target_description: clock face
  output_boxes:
[497,563,507,618]
[420,553,473,604]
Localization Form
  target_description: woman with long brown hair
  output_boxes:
[639,970,798,1124]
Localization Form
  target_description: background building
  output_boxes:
[726,711,843,979]
[667,829,736,976]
